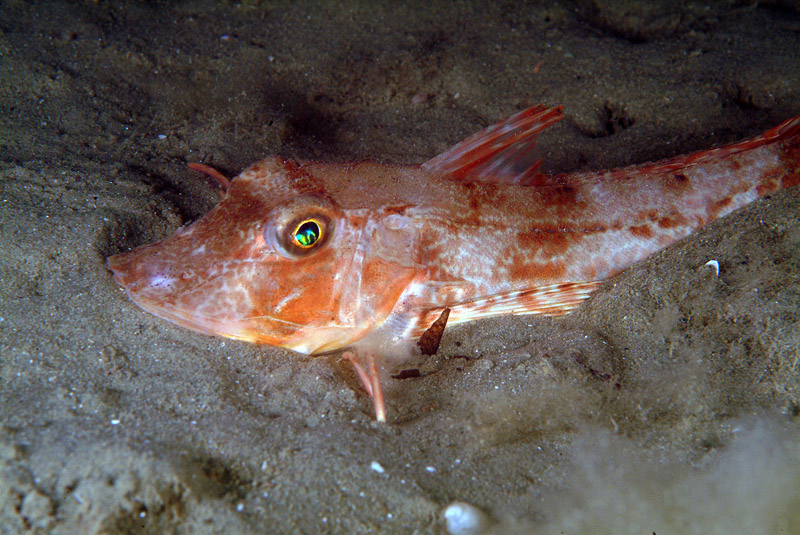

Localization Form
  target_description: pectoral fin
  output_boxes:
[446,281,601,325]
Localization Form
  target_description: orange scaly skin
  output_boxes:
[107,105,800,421]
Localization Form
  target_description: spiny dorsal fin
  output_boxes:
[422,105,564,185]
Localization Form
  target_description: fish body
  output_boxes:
[108,105,800,420]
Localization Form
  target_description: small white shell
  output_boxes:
[703,259,720,276]
[443,501,488,535]
[370,461,385,474]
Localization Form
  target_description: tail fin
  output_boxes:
[552,113,800,284]
[600,114,800,193]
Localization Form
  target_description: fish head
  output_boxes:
[107,158,423,354]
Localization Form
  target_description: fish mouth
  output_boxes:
[107,249,259,341]
[106,249,141,288]
[108,252,363,353]
[117,290,362,354]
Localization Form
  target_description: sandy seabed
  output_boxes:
[1,2,799,534]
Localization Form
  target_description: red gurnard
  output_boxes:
[107,105,800,421]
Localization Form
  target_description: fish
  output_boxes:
[107,104,800,421]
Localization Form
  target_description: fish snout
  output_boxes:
[106,243,193,300]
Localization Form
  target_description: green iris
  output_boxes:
[293,219,321,248]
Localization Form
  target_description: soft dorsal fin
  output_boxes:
[422,105,564,185]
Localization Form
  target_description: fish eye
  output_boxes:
[264,197,336,258]
[272,213,332,257]
[290,218,323,249]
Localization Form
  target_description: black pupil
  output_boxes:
[295,220,320,247]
